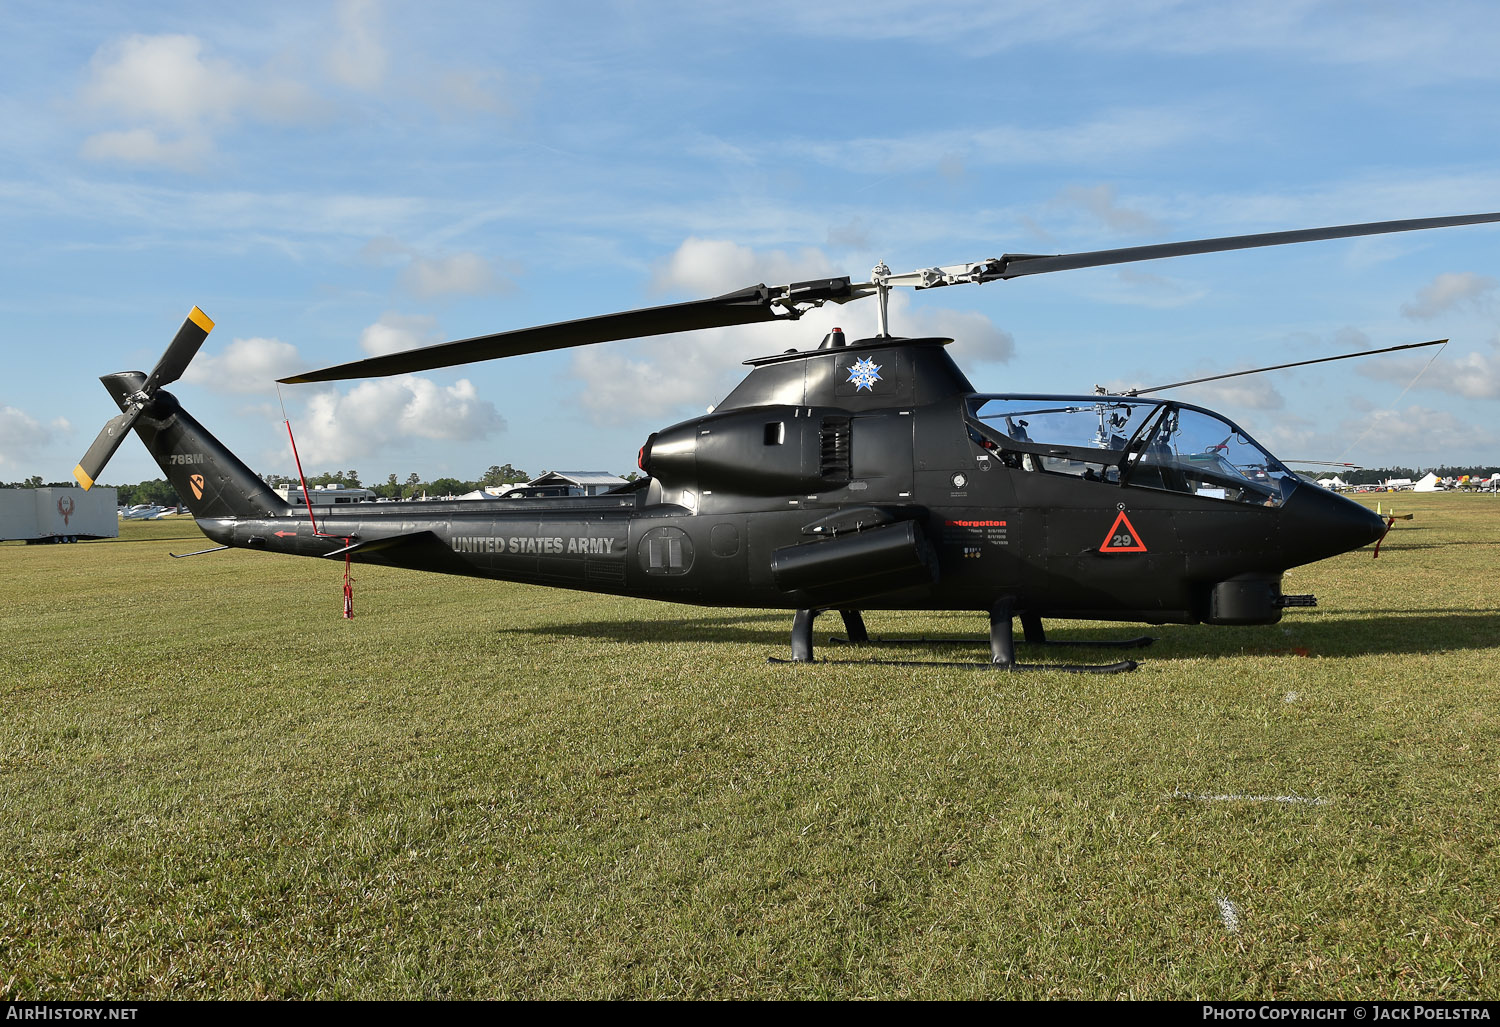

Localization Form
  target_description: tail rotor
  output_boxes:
[73,307,214,490]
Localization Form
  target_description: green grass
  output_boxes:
[2,495,1498,999]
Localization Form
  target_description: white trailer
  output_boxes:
[0,487,119,543]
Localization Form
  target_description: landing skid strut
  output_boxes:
[771,603,1149,673]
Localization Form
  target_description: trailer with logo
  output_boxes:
[0,487,119,543]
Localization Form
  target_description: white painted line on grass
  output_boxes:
[1172,788,1328,806]
[1217,897,1241,933]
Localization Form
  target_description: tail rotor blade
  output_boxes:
[143,306,214,392]
[76,305,212,489]
[73,407,142,490]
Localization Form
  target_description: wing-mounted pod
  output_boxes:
[771,506,938,604]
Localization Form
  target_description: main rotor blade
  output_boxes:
[143,306,214,392]
[282,211,1499,383]
[280,283,844,383]
[996,212,1500,279]
[1124,339,1447,396]
[73,407,142,490]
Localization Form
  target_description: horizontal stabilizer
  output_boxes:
[322,530,443,559]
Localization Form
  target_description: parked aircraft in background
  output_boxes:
[119,504,167,520]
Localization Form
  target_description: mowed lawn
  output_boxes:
[2,494,1497,999]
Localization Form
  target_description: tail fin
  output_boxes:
[75,307,289,521]
[99,372,289,520]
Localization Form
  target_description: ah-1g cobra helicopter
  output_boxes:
[75,211,1500,671]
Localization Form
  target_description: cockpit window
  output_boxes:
[969,397,1161,484]
[1132,406,1299,506]
[968,395,1299,507]
[972,398,1159,451]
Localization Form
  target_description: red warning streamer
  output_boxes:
[285,418,355,618]
[1372,516,1396,559]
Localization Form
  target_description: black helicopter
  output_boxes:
[75,211,1499,671]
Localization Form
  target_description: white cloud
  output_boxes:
[1096,369,1286,409]
[772,1,1500,81]
[0,407,68,467]
[825,218,872,250]
[424,70,514,117]
[1338,405,1498,454]
[1359,338,1500,400]
[1400,272,1498,319]
[1435,347,1500,399]
[298,376,504,462]
[79,128,213,171]
[1185,377,1286,411]
[1247,412,1319,460]
[651,237,838,296]
[78,33,320,169]
[1054,184,1163,235]
[400,252,511,298]
[82,34,247,128]
[181,337,306,394]
[784,107,1212,175]
[330,0,389,91]
[904,302,1015,365]
[360,313,439,356]
[1091,268,1208,309]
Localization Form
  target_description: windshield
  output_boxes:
[969,396,1300,507]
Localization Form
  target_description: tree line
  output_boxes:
[259,463,536,501]
[1328,465,1499,485]
[2,464,539,507]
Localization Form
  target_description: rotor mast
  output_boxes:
[865,258,1008,336]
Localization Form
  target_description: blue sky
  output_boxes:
[3,0,1499,487]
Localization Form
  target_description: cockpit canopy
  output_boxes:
[968,395,1300,507]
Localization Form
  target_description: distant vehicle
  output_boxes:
[274,484,378,506]
[120,504,167,520]
[1,487,119,543]
[500,485,585,499]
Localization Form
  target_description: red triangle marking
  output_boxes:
[1100,510,1147,553]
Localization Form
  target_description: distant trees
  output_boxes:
[427,477,470,497]
[115,479,179,506]
[8,460,646,503]
[0,476,69,489]
[481,464,528,486]
[1342,465,1499,486]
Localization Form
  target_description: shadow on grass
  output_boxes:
[1378,540,1500,550]
[506,611,791,645]
[82,536,205,544]
[508,611,1160,654]
[1153,610,1500,659]
[510,609,1500,661]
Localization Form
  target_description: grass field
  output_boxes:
[2,493,1498,999]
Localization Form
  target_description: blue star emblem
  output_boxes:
[846,356,882,391]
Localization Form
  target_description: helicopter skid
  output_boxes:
[768,655,1139,674]
[826,634,1155,650]
[780,603,1143,672]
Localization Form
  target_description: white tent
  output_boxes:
[1412,472,1442,492]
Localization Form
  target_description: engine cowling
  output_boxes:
[640,408,845,496]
